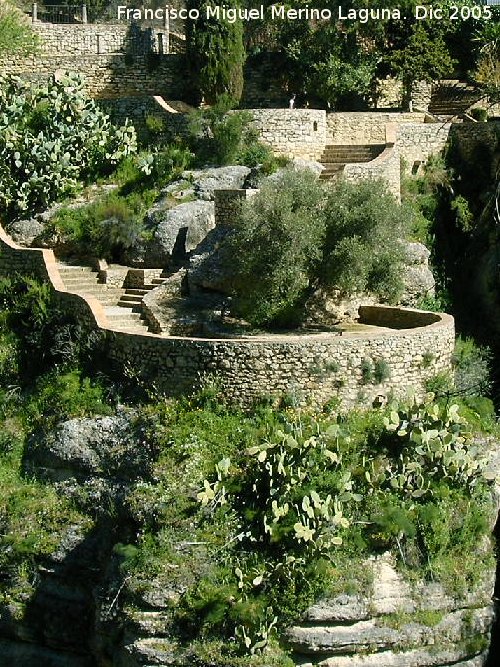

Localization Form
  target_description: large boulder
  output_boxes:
[7,218,45,247]
[181,165,251,201]
[162,166,252,203]
[24,409,149,485]
[187,227,234,294]
[143,199,216,267]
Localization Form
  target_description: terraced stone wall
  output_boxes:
[397,123,452,174]
[343,145,401,200]
[108,308,454,408]
[0,23,186,99]
[326,112,426,145]
[247,109,327,160]
[0,225,455,408]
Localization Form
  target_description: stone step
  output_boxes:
[61,278,100,287]
[124,288,149,296]
[119,295,143,305]
[117,303,143,313]
[151,278,167,285]
[57,264,95,273]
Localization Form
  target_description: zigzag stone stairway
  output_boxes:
[319,145,386,180]
[57,262,164,334]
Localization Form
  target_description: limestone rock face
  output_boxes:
[7,219,45,247]
[400,241,435,306]
[24,410,150,485]
[161,166,251,204]
[187,227,234,294]
[287,552,494,667]
[304,288,377,326]
[144,199,215,266]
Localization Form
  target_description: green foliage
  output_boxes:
[187,104,272,168]
[470,107,488,122]
[451,195,474,233]
[0,1,38,57]
[321,179,410,301]
[228,172,410,328]
[186,0,245,106]
[0,72,137,219]
[227,168,326,327]
[360,357,393,385]
[283,14,376,109]
[452,336,492,397]
[23,369,112,430]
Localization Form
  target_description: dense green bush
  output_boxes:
[0,72,137,219]
[0,1,37,57]
[227,168,327,327]
[187,102,274,168]
[228,170,411,327]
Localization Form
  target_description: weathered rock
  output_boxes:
[182,165,251,201]
[24,409,150,484]
[187,227,234,294]
[400,241,435,306]
[289,551,495,667]
[313,647,488,667]
[144,200,215,266]
[304,288,377,326]
[288,606,492,654]
[7,219,45,247]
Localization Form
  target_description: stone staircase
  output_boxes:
[57,263,157,334]
[319,144,386,180]
[428,80,482,118]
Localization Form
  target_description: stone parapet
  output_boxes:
[247,109,327,160]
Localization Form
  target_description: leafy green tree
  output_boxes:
[186,0,246,106]
[228,168,326,327]
[389,25,456,107]
[227,170,411,328]
[0,0,37,57]
[320,179,411,301]
[473,16,500,105]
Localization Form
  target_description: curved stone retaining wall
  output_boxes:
[0,225,454,407]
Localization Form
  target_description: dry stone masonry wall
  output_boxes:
[248,109,327,160]
[344,145,401,200]
[0,23,186,99]
[0,224,454,409]
[326,112,425,145]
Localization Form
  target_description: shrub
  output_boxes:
[320,179,410,301]
[227,172,411,327]
[0,72,137,219]
[0,1,38,57]
[227,168,327,327]
[452,337,492,397]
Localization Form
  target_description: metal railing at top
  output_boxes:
[33,4,87,24]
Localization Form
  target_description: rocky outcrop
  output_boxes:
[163,166,251,203]
[287,552,494,667]
[142,199,216,267]
[400,241,435,306]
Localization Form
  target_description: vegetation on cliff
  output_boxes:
[0,275,497,664]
